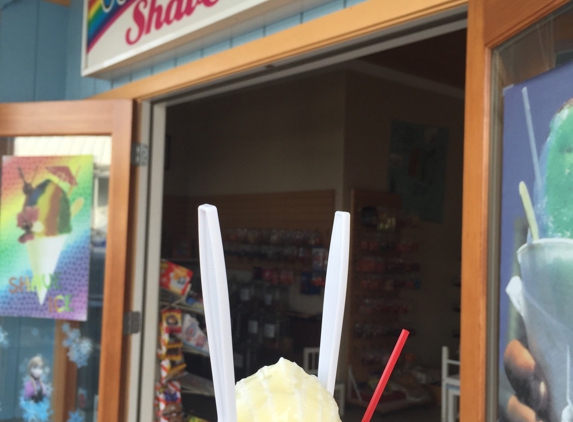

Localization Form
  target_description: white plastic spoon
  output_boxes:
[318,211,351,395]
[198,204,237,422]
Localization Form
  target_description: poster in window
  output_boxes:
[498,61,573,422]
[388,120,448,223]
[0,156,93,321]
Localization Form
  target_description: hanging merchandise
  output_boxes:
[155,381,183,422]
[160,358,187,383]
[348,190,429,413]
[160,309,184,360]
[182,314,209,354]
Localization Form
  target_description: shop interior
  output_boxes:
[153,28,466,422]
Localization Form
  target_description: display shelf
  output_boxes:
[182,345,209,358]
[347,395,431,414]
[347,189,426,413]
[159,287,205,315]
[177,373,215,397]
[159,300,204,316]
[163,257,200,264]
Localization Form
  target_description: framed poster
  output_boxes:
[498,61,573,422]
[388,120,448,223]
[0,156,93,321]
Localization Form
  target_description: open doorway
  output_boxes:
[145,28,466,422]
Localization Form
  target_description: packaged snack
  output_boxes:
[155,381,183,422]
[162,403,185,422]
[160,358,186,382]
[160,309,183,360]
[182,314,209,354]
[160,260,193,296]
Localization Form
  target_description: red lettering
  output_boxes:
[145,0,164,34]
[165,0,183,24]
[126,0,219,42]
[183,0,197,17]
[126,0,147,45]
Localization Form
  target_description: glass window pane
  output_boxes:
[0,136,111,422]
[491,3,573,422]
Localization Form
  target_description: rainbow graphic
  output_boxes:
[87,0,137,52]
[0,156,93,321]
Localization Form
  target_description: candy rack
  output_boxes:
[346,189,428,414]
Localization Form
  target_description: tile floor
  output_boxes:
[342,403,441,422]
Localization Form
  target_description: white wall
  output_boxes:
[164,70,347,315]
[164,71,347,208]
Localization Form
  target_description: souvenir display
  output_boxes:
[160,309,184,361]
[182,314,209,354]
[155,381,183,422]
[347,192,429,413]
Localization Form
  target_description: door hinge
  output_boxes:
[131,144,149,167]
[123,311,141,335]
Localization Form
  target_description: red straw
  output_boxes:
[361,329,410,422]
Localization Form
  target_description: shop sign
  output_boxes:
[83,0,294,76]
[498,61,573,422]
[0,156,93,321]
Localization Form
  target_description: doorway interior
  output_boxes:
[137,18,467,422]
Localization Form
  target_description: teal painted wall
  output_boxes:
[0,0,68,102]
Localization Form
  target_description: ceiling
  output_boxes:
[361,29,467,89]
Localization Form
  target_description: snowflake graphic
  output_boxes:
[0,326,8,348]
[61,325,93,368]
[19,395,52,422]
[67,409,84,422]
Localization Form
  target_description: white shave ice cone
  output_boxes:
[26,235,68,305]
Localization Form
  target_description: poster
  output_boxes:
[388,120,448,223]
[0,156,93,321]
[498,61,573,422]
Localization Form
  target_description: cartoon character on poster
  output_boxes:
[19,355,52,422]
[498,61,573,422]
[0,155,93,321]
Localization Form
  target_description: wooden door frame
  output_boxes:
[461,0,569,421]
[91,1,468,419]
[0,100,134,422]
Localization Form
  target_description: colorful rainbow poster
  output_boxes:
[0,156,93,321]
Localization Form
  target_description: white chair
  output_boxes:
[303,347,345,416]
[442,346,460,422]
